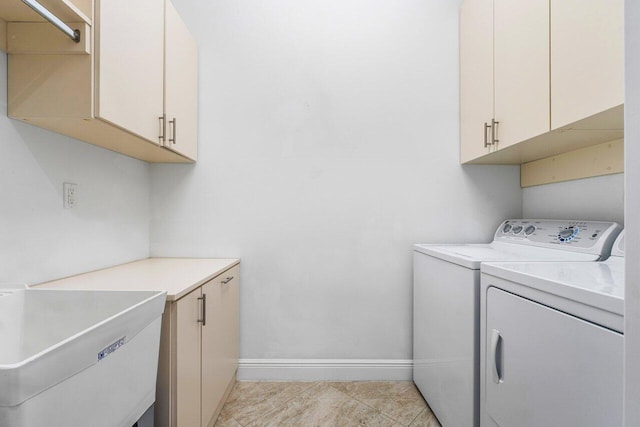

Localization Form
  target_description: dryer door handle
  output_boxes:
[491,329,503,384]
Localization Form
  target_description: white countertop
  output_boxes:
[34,258,240,301]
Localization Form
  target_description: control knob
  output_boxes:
[559,229,574,239]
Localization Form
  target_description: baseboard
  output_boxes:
[237,359,413,381]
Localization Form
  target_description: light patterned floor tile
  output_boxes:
[248,384,402,427]
[326,382,429,426]
[219,381,316,426]
[358,397,427,426]
[408,408,441,427]
[213,408,243,427]
[329,382,421,401]
[214,381,440,427]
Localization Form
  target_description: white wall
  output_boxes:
[625,0,640,424]
[523,174,624,226]
[0,52,150,285]
[151,0,522,364]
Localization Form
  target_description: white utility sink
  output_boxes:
[0,284,166,427]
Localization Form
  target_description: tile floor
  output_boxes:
[214,381,441,426]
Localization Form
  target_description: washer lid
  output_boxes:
[611,230,625,257]
[482,257,624,317]
[414,241,601,270]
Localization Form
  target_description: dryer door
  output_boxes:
[485,287,622,427]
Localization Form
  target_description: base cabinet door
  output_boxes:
[175,287,203,427]
[485,288,622,427]
[155,264,240,427]
[201,265,240,427]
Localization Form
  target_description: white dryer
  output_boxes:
[413,219,621,427]
[479,231,625,427]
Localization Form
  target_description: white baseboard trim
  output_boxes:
[237,359,413,381]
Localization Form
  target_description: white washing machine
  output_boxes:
[413,219,621,427]
[479,231,625,427]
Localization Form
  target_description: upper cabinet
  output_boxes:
[164,1,198,160]
[3,0,198,163]
[493,0,549,152]
[460,0,623,165]
[550,0,623,130]
[95,0,165,147]
[459,0,493,163]
[460,0,549,163]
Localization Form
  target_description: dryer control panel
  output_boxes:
[494,220,622,256]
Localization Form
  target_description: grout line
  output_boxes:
[406,408,426,427]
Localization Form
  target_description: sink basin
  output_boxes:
[0,284,166,427]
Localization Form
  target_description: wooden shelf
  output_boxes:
[521,138,623,187]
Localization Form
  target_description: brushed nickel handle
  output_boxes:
[221,276,234,285]
[491,118,500,145]
[484,122,491,147]
[197,294,206,326]
[159,115,166,144]
[169,118,176,145]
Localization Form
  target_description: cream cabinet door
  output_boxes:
[201,266,240,427]
[550,0,623,130]
[220,266,240,381]
[164,0,198,161]
[493,0,549,149]
[95,0,164,144]
[175,288,202,427]
[459,0,493,163]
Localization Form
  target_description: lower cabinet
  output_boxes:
[156,265,240,427]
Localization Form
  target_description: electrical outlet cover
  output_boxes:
[63,182,77,209]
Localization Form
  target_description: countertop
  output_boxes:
[34,258,240,301]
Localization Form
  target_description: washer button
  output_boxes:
[503,224,512,233]
[524,225,536,236]
[512,225,523,234]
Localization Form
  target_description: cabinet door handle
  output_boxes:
[484,122,491,147]
[197,294,207,326]
[491,118,500,145]
[159,115,166,145]
[490,328,503,384]
[221,276,234,285]
[169,118,177,145]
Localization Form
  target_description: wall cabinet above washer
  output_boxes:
[460,0,623,165]
[5,0,198,163]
